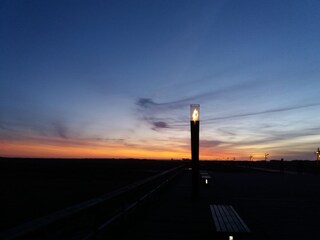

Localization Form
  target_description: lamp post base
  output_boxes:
[191,120,199,199]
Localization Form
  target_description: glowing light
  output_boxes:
[192,109,199,122]
[205,179,208,184]
[229,236,234,240]
[190,104,200,123]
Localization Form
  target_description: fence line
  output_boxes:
[0,165,184,240]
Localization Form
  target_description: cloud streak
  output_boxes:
[52,121,68,139]
[136,80,262,130]
[151,121,169,131]
[203,103,320,123]
[200,139,224,148]
[136,80,259,112]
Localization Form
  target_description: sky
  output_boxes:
[1,0,320,160]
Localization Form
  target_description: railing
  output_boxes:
[0,165,184,240]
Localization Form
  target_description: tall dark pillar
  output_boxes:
[190,104,200,199]
[191,120,199,198]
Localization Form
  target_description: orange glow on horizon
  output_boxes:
[0,139,274,161]
[0,140,189,160]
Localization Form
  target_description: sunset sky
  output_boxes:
[1,0,320,160]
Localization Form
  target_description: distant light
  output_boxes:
[205,179,208,184]
[229,236,234,240]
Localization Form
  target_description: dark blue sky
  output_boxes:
[1,0,320,159]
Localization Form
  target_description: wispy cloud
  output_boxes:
[136,80,261,130]
[203,103,320,123]
[136,80,259,112]
[223,127,320,150]
[200,139,224,148]
[151,121,169,131]
[52,121,68,139]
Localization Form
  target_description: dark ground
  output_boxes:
[0,158,181,232]
[1,158,320,239]
[116,162,320,240]
[211,169,320,239]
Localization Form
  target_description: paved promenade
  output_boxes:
[115,170,252,240]
[115,169,320,240]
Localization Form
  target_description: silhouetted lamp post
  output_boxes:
[315,148,320,160]
[190,104,200,198]
[315,148,320,167]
